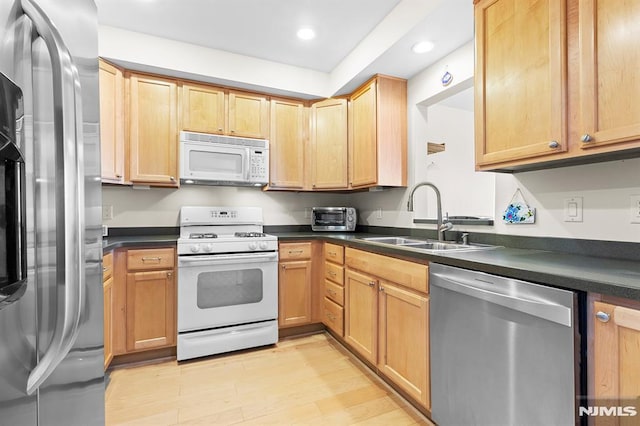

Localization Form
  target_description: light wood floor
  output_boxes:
[105,333,434,425]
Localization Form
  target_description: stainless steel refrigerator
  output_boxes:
[0,0,104,424]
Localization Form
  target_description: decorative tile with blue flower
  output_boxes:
[502,189,536,224]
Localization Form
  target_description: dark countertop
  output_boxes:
[102,231,640,301]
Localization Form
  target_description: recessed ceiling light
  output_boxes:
[297,28,316,41]
[412,41,435,54]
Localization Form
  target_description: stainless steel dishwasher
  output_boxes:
[430,263,578,426]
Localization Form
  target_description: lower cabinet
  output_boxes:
[110,246,177,358]
[278,259,312,327]
[592,300,640,420]
[103,252,114,369]
[344,247,430,410]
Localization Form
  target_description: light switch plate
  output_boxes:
[631,195,640,224]
[563,197,583,222]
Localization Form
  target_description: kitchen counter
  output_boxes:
[101,230,640,301]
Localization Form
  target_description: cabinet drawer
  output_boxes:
[279,242,312,260]
[324,243,344,264]
[345,248,428,294]
[127,248,175,271]
[103,252,113,281]
[324,280,344,306]
[325,262,344,286]
[323,298,344,337]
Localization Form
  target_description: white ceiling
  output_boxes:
[95,0,474,96]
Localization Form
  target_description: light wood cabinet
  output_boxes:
[344,268,378,364]
[378,281,429,409]
[344,247,430,410]
[592,301,640,423]
[278,242,313,327]
[349,75,407,188]
[181,83,226,135]
[474,0,567,168]
[228,90,269,139]
[110,246,176,356]
[128,73,179,187]
[322,242,345,337]
[98,60,126,184]
[103,252,114,369]
[475,0,640,171]
[269,98,307,189]
[310,98,348,189]
[578,1,640,151]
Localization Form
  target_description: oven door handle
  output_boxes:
[179,252,279,266]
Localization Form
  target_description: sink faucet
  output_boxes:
[407,182,452,241]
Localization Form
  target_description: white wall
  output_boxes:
[102,186,349,228]
[352,41,640,243]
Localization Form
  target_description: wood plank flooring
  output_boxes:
[105,333,434,425]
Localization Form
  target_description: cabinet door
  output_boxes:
[378,282,430,409]
[128,73,179,186]
[593,301,640,421]
[475,0,567,168]
[579,1,640,150]
[344,269,377,364]
[269,98,306,189]
[310,98,348,189]
[103,276,113,370]
[349,80,377,188]
[181,83,226,134]
[99,60,125,184]
[278,260,312,327]
[228,91,269,139]
[126,269,176,352]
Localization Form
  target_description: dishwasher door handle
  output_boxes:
[431,272,572,327]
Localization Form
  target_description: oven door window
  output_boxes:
[314,210,345,225]
[196,269,263,309]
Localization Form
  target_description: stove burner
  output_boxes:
[190,233,218,239]
[234,232,266,238]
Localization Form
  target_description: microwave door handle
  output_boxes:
[22,0,86,396]
[244,148,251,181]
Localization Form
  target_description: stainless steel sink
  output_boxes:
[359,236,495,252]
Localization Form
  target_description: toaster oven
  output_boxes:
[311,207,357,231]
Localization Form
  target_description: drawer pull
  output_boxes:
[103,267,109,272]
[142,257,162,262]
[326,312,335,321]
[595,311,610,323]
[328,271,336,277]
[368,281,376,287]
[328,252,336,257]
[327,289,336,296]
[288,249,304,255]
[379,286,385,292]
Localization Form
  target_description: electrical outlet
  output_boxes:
[631,195,640,224]
[102,205,113,221]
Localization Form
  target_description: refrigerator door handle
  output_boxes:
[21,0,86,395]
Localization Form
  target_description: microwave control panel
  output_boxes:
[250,150,268,181]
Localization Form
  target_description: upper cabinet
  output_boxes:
[474,0,567,169]
[181,83,269,139]
[128,72,179,187]
[181,83,226,135]
[349,75,407,188]
[99,60,126,184]
[578,0,640,151]
[268,98,307,189]
[310,98,349,190]
[475,0,640,171]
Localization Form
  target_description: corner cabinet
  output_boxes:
[268,98,307,190]
[98,60,126,184]
[349,75,407,188]
[310,98,348,190]
[127,73,179,187]
[474,0,568,168]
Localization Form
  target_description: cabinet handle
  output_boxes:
[115,174,122,178]
[379,286,385,292]
[142,257,161,262]
[326,312,335,321]
[167,272,173,277]
[170,176,176,181]
[281,265,286,270]
[218,127,223,131]
[230,129,235,133]
[548,141,559,149]
[328,252,336,257]
[595,311,610,323]
[328,270,336,277]
[581,134,593,143]
[328,289,336,296]
[368,281,375,287]
[103,267,108,272]
[288,249,303,255]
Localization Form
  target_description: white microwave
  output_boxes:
[180,131,269,186]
